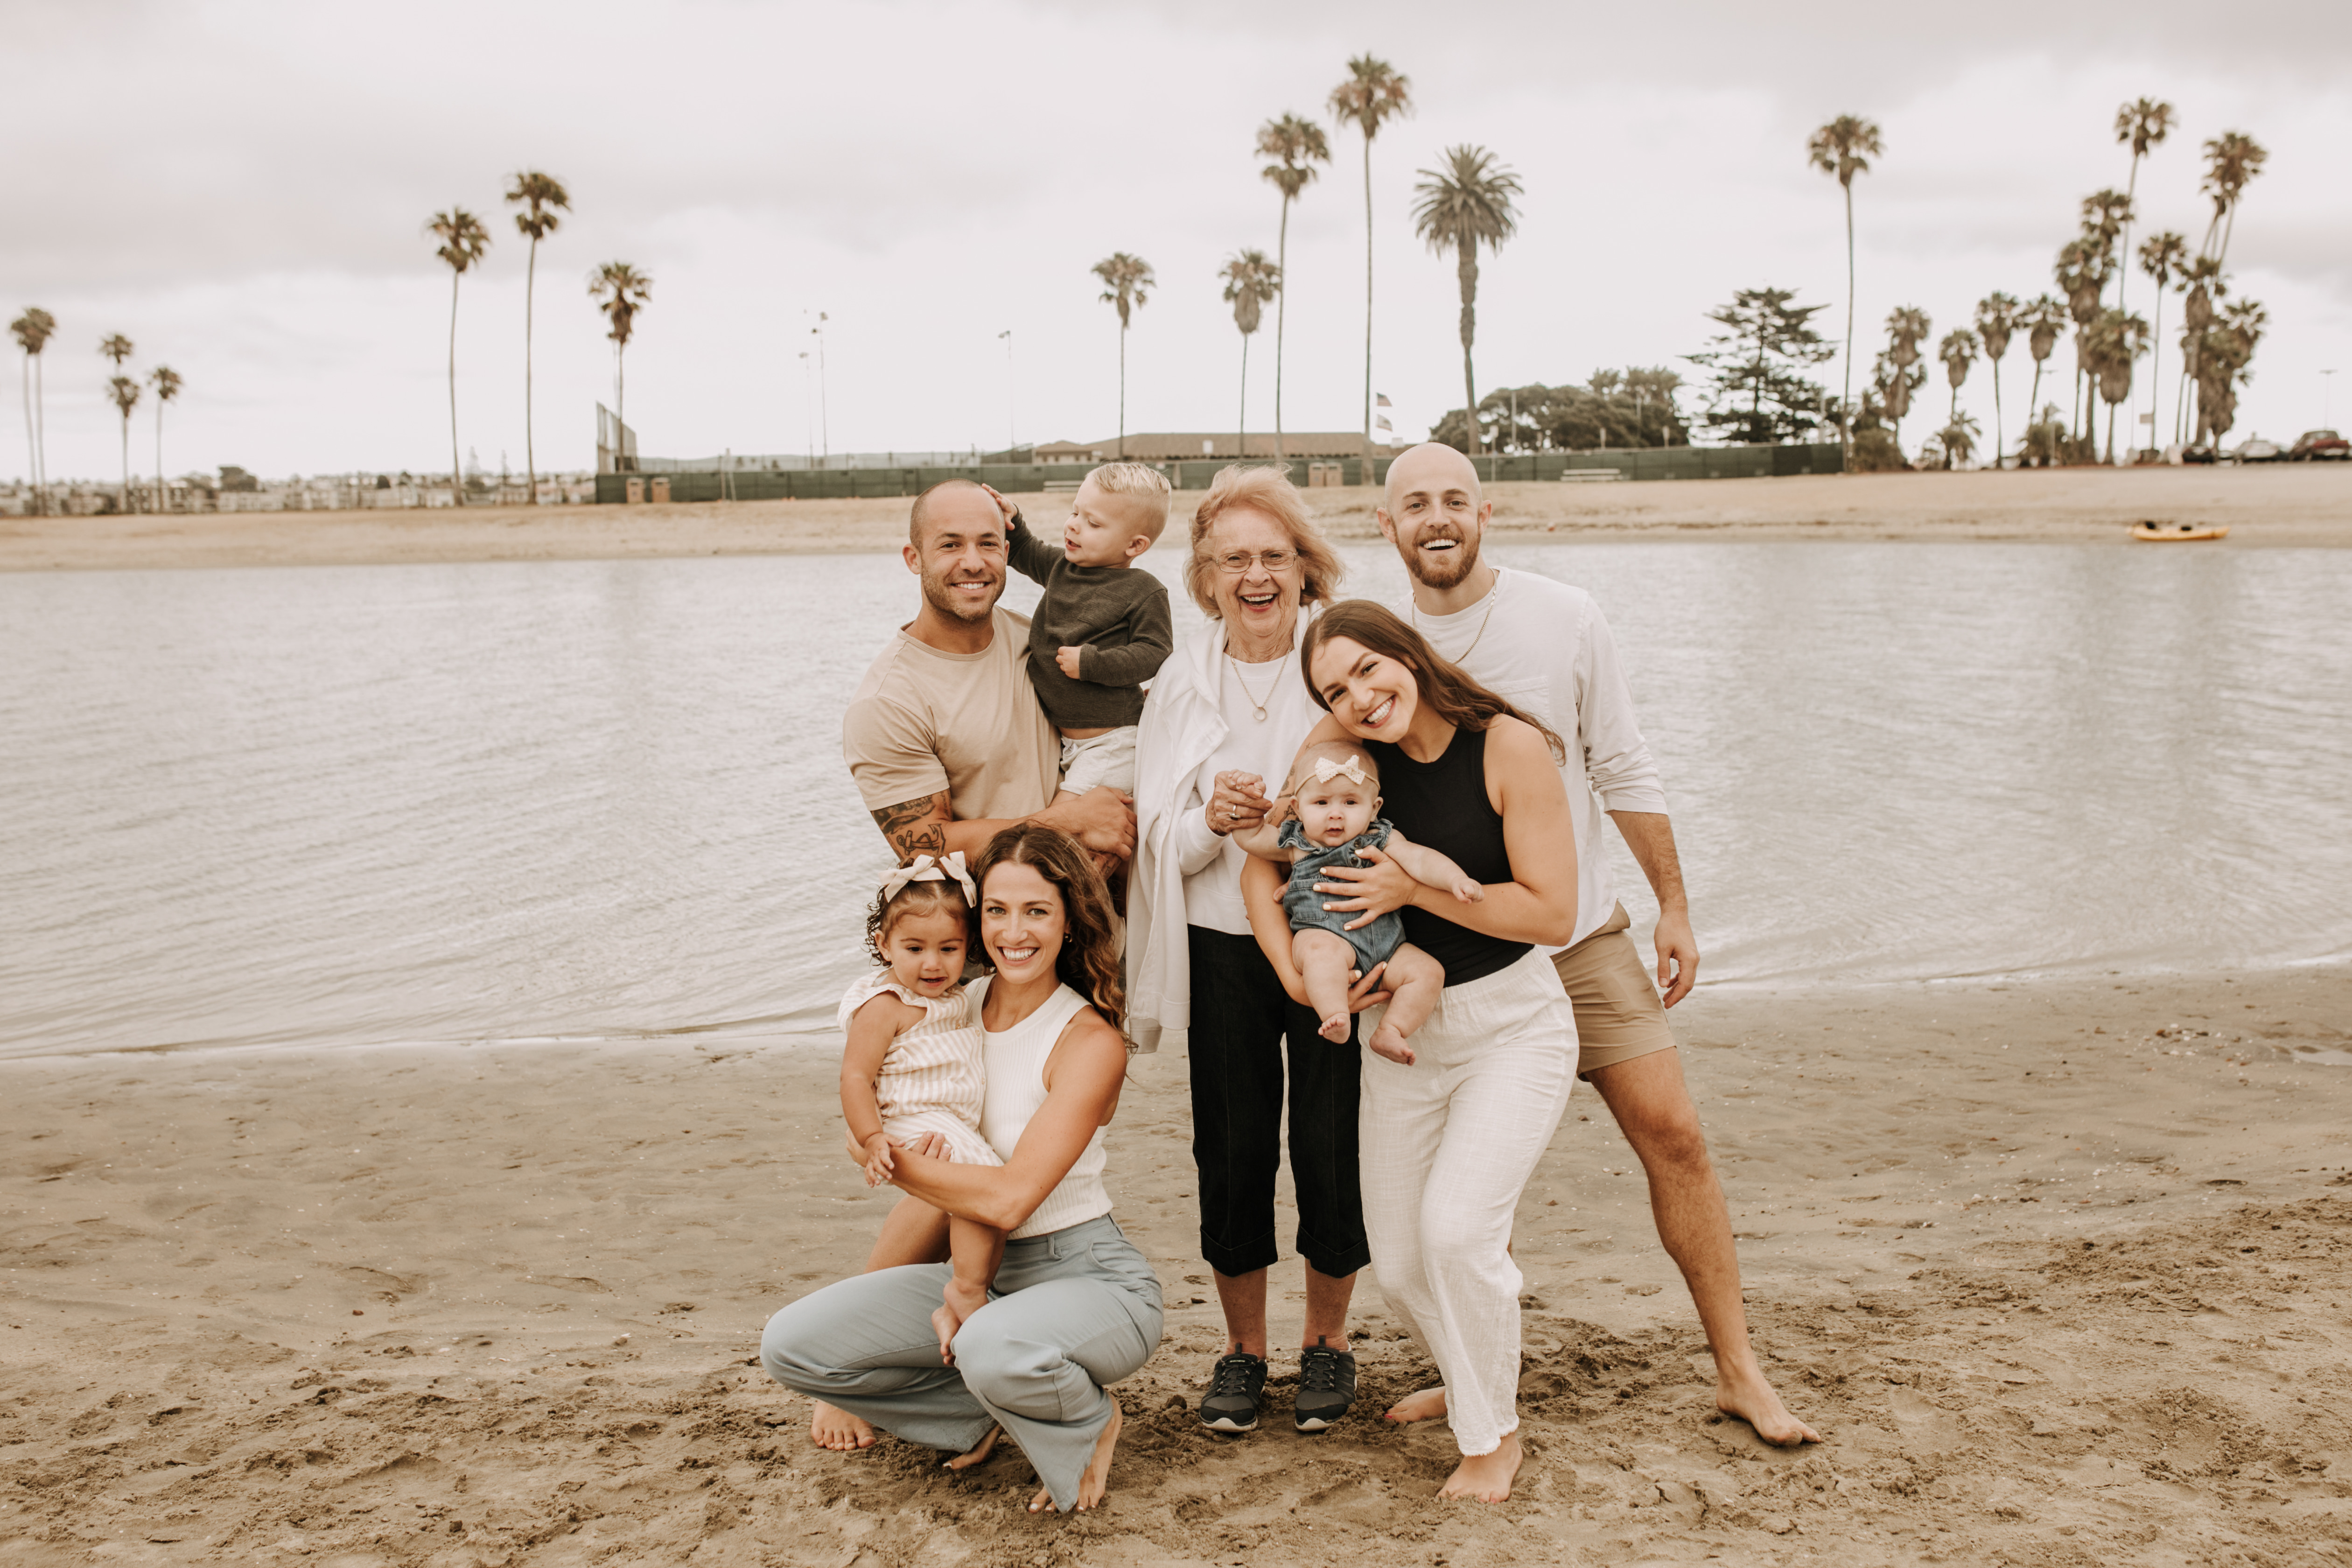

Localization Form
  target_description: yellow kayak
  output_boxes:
[2132,522,2231,541]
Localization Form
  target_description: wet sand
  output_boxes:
[4,465,2347,573]
[5,965,2348,1565]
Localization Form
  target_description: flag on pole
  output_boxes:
[1374,392,1393,435]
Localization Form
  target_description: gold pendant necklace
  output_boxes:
[1226,653,1280,722]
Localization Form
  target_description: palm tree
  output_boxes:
[106,375,141,513]
[1883,307,1930,457]
[1328,55,1413,452]
[1974,294,2019,468]
[2176,254,2224,445]
[2113,98,2174,313]
[1807,114,1883,470]
[505,171,571,506]
[1936,329,1979,464]
[2021,294,2066,452]
[427,209,490,506]
[1255,113,1329,466]
[2086,309,2151,464]
[587,261,652,463]
[1411,146,1523,459]
[149,365,182,513]
[98,334,136,511]
[1219,250,1281,459]
[9,308,54,516]
[2198,131,2267,268]
[1090,252,1154,459]
[2137,232,2188,453]
[2055,234,2112,443]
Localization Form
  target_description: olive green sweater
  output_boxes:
[1006,511,1175,729]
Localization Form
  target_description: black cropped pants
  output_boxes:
[1185,925,1371,1281]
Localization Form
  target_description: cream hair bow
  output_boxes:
[881,851,976,904]
[1307,754,1371,788]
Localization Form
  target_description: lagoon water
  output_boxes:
[3,541,2348,1060]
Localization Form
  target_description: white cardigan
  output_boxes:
[1126,611,1317,1054]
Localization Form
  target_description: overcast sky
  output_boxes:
[7,0,2349,482]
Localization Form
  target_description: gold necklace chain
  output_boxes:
[1225,652,1281,721]
[1411,573,1503,664]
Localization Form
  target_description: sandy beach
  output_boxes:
[4,466,2347,574]
[5,965,2348,1565]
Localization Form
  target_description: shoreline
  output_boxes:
[5,962,2347,1562]
[4,467,2346,574]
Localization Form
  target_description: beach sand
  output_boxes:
[6,965,2348,1565]
[5,466,2347,574]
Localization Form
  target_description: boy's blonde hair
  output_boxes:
[1085,462,1173,544]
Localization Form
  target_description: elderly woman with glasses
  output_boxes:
[1128,464,1378,1437]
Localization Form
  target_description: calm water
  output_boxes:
[3,543,2347,1060]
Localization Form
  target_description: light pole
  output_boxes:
[999,329,1015,461]
[798,351,814,469]
[810,312,830,467]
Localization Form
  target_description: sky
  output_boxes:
[6,0,2350,484]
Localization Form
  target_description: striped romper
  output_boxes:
[837,972,1001,1168]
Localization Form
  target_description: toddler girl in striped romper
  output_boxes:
[838,852,1005,1356]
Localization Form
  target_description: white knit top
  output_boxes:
[837,971,986,1139]
[970,976,1112,1240]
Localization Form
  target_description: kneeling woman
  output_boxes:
[762,826,1161,1514]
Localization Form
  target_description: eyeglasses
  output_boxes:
[1213,548,1297,574]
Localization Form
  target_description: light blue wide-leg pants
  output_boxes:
[761,1214,1163,1512]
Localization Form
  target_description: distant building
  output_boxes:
[1029,432,1400,464]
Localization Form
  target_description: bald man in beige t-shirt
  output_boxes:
[842,478,1135,868]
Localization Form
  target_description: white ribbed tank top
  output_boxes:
[970,975,1111,1241]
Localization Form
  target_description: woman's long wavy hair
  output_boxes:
[970,824,1129,1043]
[1299,600,1567,763]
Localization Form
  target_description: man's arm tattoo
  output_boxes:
[871,792,951,863]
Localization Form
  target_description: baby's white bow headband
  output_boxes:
[881,851,976,904]
[1307,754,1371,788]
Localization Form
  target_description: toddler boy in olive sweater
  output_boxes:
[982,464,1174,801]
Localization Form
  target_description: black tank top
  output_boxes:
[1364,725,1531,986]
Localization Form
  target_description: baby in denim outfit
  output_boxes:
[1233,741,1483,1065]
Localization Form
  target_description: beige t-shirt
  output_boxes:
[841,607,1061,824]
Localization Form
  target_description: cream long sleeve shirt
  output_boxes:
[1402,567,1668,949]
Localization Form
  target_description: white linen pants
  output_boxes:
[1359,948,1578,1456]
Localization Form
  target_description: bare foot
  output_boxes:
[1717,1367,1821,1446]
[1367,1023,1416,1066]
[1439,1430,1523,1503]
[932,1278,989,1366]
[1028,1400,1121,1513]
[1317,1011,1350,1043]
[809,1400,875,1451]
[1383,1385,1447,1423]
[942,1425,1001,1471]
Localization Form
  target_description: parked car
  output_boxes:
[2290,428,2350,461]
[2180,443,2219,464]
[2230,437,2286,463]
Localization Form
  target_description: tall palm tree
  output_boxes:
[9,308,54,516]
[587,261,652,464]
[1974,293,2019,468]
[427,209,490,506]
[1090,252,1154,459]
[2021,294,2066,443]
[1255,113,1329,466]
[2086,309,2151,464]
[504,171,571,506]
[2137,232,2188,454]
[1411,145,1522,458]
[98,334,136,511]
[2198,131,2267,268]
[2176,254,2225,445]
[1219,250,1281,459]
[106,375,141,513]
[148,365,182,513]
[2113,98,2174,313]
[1883,307,1930,457]
[1807,114,1883,470]
[1329,55,1413,453]
[2055,234,2112,443]
[1936,329,1979,465]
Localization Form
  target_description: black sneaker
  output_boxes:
[1293,1339,1358,1432]
[1199,1351,1267,1433]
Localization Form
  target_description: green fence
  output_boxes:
[593,443,1844,504]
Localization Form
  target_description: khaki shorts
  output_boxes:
[1551,902,1676,1080]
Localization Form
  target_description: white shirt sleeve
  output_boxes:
[1172,777,1227,875]
[1576,599,1670,815]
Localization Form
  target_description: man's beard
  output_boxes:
[922,567,1001,624]
[1405,525,1482,589]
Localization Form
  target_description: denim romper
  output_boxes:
[1278,817,1408,972]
